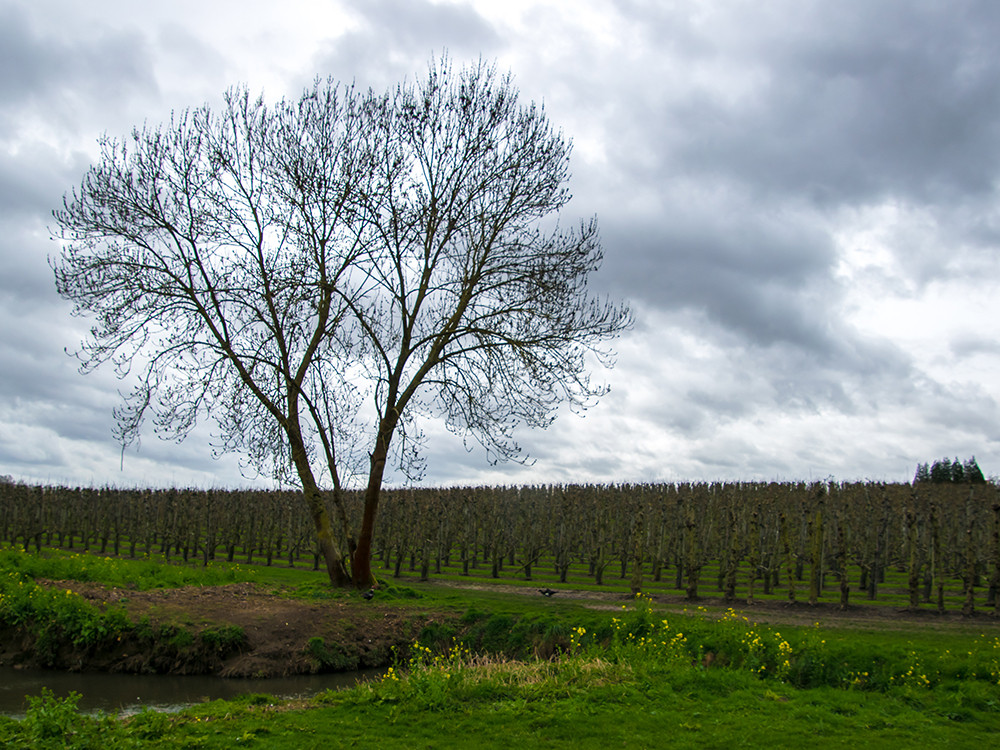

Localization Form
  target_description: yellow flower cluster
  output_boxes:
[569,625,587,651]
[889,651,932,688]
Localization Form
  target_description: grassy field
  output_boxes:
[0,545,998,748]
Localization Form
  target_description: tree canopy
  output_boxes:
[913,457,986,484]
[52,57,633,586]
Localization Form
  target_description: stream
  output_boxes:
[0,667,385,718]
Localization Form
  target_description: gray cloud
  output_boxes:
[2,1,1000,488]
[313,0,501,89]
[0,4,157,137]
[611,0,1000,205]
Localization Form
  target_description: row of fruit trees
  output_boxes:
[1,480,997,613]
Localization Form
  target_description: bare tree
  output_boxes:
[52,57,632,587]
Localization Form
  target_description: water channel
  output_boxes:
[0,667,385,718]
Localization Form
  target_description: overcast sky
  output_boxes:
[3,0,1000,489]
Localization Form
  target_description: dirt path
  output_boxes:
[423,578,1000,631]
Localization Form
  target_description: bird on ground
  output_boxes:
[362,589,375,600]
[539,588,557,597]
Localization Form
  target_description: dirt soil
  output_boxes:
[3,578,996,679]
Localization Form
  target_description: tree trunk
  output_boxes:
[290,433,350,587]
[630,510,645,597]
[353,417,396,588]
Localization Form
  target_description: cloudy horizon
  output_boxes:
[3,0,1000,489]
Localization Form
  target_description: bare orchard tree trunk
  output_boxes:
[684,490,702,601]
[836,501,850,609]
[747,508,760,605]
[781,511,796,603]
[962,489,977,617]
[990,501,1000,615]
[905,493,923,609]
[630,509,645,597]
[808,485,825,606]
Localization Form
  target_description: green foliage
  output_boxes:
[336,595,1000,743]
[233,693,278,706]
[122,707,170,742]
[199,625,246,654]
[161,625,194,650]
[0,571,132,661]
[7,688,136,749]
[478,613,516,652]
[22,689,85,745]
[416,620,457,649]
[417,609,576,659]
[459,607,489,624]
[305,637,360,671]
[916,456,987,484]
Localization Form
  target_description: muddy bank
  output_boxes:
[0,582,443,678]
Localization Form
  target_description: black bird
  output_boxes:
[538,588,557,597]
[362,589,375,600]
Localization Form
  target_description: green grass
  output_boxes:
[1,545,999,747]
[0,545,258,590]
[370,552,992,614]
[1,631,998,748]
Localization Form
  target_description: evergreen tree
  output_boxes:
[930,458,952,483]
[919,456,987,484]
[963,457,986,484]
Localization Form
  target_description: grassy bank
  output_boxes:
[0,546,999,747]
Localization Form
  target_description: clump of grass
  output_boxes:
[330,636,638,712]
[0,688,126,749]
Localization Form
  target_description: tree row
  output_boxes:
[1,480,998,614]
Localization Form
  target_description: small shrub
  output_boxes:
[233,693,277,706]
[460,607,488,625]
[200,625,246,653]
[306,637,360,671]
[16,688,122,747]
[417,620,457,649]
[478,614,515,653]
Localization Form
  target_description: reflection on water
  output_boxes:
[0,667,385,718]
